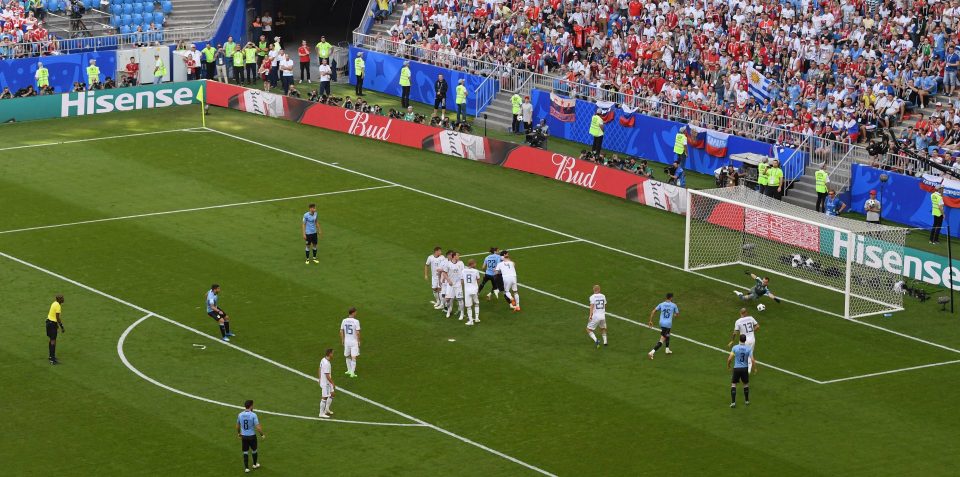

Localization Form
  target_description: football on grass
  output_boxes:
[757,304,766,312]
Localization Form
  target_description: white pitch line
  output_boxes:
[118,313,422,427]
[461,239,583,258]
[205,128,960,356]
[0,127,202,153]
[519,283,824,385]
[0,185,398,235]
[1,251,556,477]
[819,359,960,385]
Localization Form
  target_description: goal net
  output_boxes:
[685,186,906,319]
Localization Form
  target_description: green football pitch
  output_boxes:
[4,106,960,476]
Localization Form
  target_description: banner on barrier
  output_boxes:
[0,80,203,123]
[205,81,688,214]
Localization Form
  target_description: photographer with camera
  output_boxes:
[666,161,685,187]
[403,106,416,122]
[526,119,549,149]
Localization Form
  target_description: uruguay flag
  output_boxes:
[747,67,773,103]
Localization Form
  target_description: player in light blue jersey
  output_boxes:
[236,399,265,472]
[647,293,679,359]
[727,334,757,408]
[206,284,234,341]
[477,247,502,300]
[301,203,321,264]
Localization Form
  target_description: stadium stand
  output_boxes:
[352,0,960,206]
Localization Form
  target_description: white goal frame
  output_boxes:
[684,187,906,319]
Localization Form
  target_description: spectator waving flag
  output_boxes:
[596,100,616,123]
[747,66,773,103]
[619,104,637,127]
[920,174,960,207]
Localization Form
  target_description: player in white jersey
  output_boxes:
[587,284,608,348]
[424,246,445,308]
[728,307,760,372]
[437,250,453,311]
[494,250,520,311]
[318,348,335,418]
[340,307,361,378]
[444,252,465,319]
[462,259,481,325]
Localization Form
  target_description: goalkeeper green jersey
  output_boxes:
[751,278,769,297]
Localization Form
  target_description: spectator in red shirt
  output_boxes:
[123,56,139,87]
[298,40,311,83]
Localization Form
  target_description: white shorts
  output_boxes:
[441,283,451,297]
[452,286,463,299]
[465,292,479,307]
[587,317,607,331]
[745,337,756,350]
[343,343,359,357]
[503,278,517,292]
[321,382,334,398]
[431,275,440,289]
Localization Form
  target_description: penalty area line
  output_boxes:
[461,239,583,258]
[519,282,825,385]
[818,359,960,385]
[203,127,960,357]
[117,313,424,427]
[0,250,556,477]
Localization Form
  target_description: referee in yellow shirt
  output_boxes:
[46,295,65,365]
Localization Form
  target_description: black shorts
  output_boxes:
[241,435,258,451]
[732,367,750,384]
[305,233,318,245]
[493,274,504,291]
[46,320,59,339]
[434,96,445,109]
[208,310,227,321]
[660,327,671,337]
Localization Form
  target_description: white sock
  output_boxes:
[458,299,465,315]
[514,293,520,306]
[350,358,356,374]
[494,290,499,297]
[325,397,333,413]
[466,307,474,322]
[602,333,608,344]
[504,290,513,302]
[433,290,439,303]
[345,358,351,372]
[588,331,597,342]
[320,398,327,414]
[474,305,480,320]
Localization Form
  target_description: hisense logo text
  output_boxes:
[61,88,194,116]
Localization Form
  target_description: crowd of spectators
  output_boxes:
[1,0,58,58]
[363,0,960,170]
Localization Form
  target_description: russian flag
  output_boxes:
[921,174,960,207]
[596,100,616,123]
[686,124,706,148]
[705,130,730,157]
[619,104,637,127]
[746,66,773,103]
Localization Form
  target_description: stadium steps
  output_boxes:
[165,0,218,31]
[482,94,517,132]
[46,10,116,37]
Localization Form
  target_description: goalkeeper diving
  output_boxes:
[734,271,781,303]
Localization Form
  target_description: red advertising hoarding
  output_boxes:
[206,82,686,211]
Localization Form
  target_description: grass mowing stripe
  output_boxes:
[0,250,558,477]
[519,282,825,384]
[206,127,960,356]
[0,127,204,153]
[118,313,426,427]
[0,185,399,235]
[818,359,960,384]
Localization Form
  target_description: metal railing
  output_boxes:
[473,66,500,118]
[3,0,231,57]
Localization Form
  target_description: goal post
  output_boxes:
[684,186,906,319]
